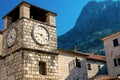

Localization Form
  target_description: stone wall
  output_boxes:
[1,2,59,80]
[2,17,57,55]
[87,60,106,78]
[2,19,23,56]
[46,13,56,26]
[23,50,59,80]
[1,17,59,80]
[58,50,87,80]
[22,18,57,53]
[0,34,2,55]
[0,50,59,80]
[0,51,23,80]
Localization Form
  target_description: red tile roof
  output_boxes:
[86,54,106,62]
[58,49,88,56]
[58,49,106,61]
[0,30,3,34]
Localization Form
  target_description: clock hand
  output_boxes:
[35,33,43,37]
[40,34,48,41]
[35,32,48,41]
[35,33,42,36]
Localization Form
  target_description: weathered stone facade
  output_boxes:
[2,19,23,56]
[58,49,88,80]
[58,49,107,80]
[0,1,59,80]
[102,32,120,77]
[22,18,57,52]
[0,50,59,80]
[0,1,108,80]
[0,51,23,80]
[0,32,2,55]
[87,60,106,78]
[23,50,59,80]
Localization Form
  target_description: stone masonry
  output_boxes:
[58,49,88,80]
[0,32,2,55]
[23,51,59,80]
[0,1,59,80]
[87,60,106,78]
[22,18,57,52]
[0,51,23,80]
[0,1,108,80]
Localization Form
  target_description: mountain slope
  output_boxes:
[58,0,120,55]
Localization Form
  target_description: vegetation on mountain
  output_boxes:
[58,0,120,55]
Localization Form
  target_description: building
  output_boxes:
[0,30,3,55]
[58,49,107,80]
[58,49,88,80]
[0,1,107,80]
[0,1,59,80]
[102,32,120,77]
[86,54,107,78]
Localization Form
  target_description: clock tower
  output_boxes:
[1,1,59,80]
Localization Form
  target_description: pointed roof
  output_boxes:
[58,49,106,62]
[102,31,120,41]
[86,54,106,62]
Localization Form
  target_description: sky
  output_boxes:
[0,0,106,36]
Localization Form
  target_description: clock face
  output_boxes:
[33,26,50,45]
[7,28,17,47]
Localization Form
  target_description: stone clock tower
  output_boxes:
[0,1,59,80]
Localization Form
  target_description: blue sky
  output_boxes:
[0,0,106,36]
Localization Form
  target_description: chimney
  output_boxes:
[72,46,77,52]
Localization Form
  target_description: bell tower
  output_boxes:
[1,1,59,80]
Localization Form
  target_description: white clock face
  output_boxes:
[33,26,50,45]
[7,28,17,47]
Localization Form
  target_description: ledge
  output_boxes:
[1,47,59,59]
[20,47,59,55]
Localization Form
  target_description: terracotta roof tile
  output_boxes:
[58,49,106,61]
[0,30,3,34]
[87,54,106,61]
[58,49,88,56]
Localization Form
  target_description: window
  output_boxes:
[39,61,46,75]
[75,77,83,80]
[87,64,91,70]
[76,58,81,68]
[113,39,119,47]
[118,58,120,65]
[113,58,120,67]
[98,65,101,72]
[98,65,101,69]
[76,79,82,80]
[114,59,117,67]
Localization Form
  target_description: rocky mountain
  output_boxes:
[58,0,120,55]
